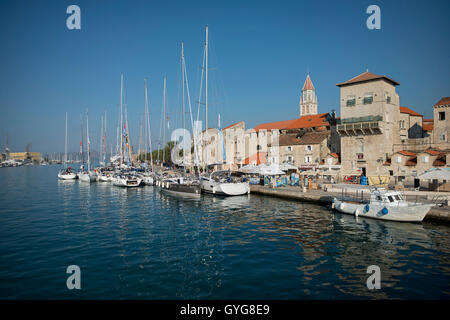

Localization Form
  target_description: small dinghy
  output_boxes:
[332,188,433,222]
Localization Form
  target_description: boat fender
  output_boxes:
[331,202,335,209]
[340,203,345,210]
[354,208,360,217]
[381,207,388,215]
[213,187,216,194]
[364,204,370,212]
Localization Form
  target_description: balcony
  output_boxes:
[336,116,382,136]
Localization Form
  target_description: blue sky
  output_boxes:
[0,0,449,154]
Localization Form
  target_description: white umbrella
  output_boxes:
[418,168,450,180]
[256,164,285,175]
[239,164,258,173]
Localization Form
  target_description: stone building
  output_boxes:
[336,70,401,176]
[433,97,450,149]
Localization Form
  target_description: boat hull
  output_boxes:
[112,177,142,187]
[58,172,77,180]
[78,173,97,182]
[201,180,250,196]
[160,182,201,198]
[332,198,431,222]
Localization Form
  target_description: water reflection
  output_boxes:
[1,166,449,299]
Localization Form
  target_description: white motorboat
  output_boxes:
[332,188,433,222]
[201,171,250,196]
[112,174,142,187]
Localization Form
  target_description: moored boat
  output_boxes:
[332,188,433,222]
[201,170,250,196]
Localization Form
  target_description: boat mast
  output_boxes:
[144,78,154,172]
[64,112,68,168]
[162,75,166,167]
[205,25,208,171]
[80,113,84,167]
[100,115,103,166]
[104,111,107,166]
[86,109,90,171]
[120,72,123,167]
[181,41,186,174]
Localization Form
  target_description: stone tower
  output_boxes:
[299,74,318,117]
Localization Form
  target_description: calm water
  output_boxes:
[0,165,449,299]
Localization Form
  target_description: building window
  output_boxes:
[346,96,356,107]
[386,94,391,104]
[363,93,373,104]
[399,120,405,129]
[440,132,446,141]
[439,111,445,121]
[357,153,364,160]
[422,156,429,163]
[305,156,312,163]
[396,156,401,163]
[305,145,312,151]
[287,146,292,152]
[287,156,293,162]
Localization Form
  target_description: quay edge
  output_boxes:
[249,185,450,223]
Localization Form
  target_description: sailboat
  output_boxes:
[78,110,97,182]
[159,41,201,197]
[111,73,142,187]
[140,78,155,186]
[201,115,249,196]
[58,112,77,180]
[197,26,249,196]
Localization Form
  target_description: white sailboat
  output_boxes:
[78,110,97,182]
[159,41,201,197]
[198,26,249,196]
[58,112,77,180]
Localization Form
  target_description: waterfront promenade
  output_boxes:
[250,185,450,223]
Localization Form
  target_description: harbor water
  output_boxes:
[0,165,449,299]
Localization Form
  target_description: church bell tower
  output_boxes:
[299,74,318,117]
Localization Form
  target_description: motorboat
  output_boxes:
[332,188,433,222]
[201,170,250,196]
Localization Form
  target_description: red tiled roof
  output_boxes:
[336,71,400,87]
[254,119,297,132]
[434,97,450,106]
[302,74,315,91]
[424,149,442,156]
[223,121,244,131]
[243,152,267,165]
[423,123,434,132]
[400,106,422,117]
[397,150,416,157]
[286,113,330,129]
[254,113,330,132]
